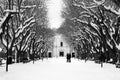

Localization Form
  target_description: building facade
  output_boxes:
[47,34,76,57]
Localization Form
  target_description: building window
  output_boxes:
[60,42,63,47]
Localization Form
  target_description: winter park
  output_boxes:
[0,0,120,80]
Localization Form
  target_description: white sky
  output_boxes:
[46,0,65,29]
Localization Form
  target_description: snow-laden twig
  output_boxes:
[107,40,113,49]
[71,17,88,24]
[23,17,35,26]
[104,5,120,15]
[85,27,98,37]
[20,4,44,9]
[90,22,100,34]
[21,5,36,9]
[93,0,105,5]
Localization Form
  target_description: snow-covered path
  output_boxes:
[0,58,120,80]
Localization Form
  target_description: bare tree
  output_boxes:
[63,0,120,63]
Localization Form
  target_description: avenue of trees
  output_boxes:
[0,0,54,64]
[60,0,120,64]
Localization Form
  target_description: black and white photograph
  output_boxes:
[0,0,120,80]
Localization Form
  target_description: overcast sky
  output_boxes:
[46,0,65,29]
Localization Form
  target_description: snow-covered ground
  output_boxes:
[0,57,120,80]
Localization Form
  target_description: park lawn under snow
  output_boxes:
[0,57,120,80]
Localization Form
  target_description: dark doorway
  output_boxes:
[48,52,52,58]
[72,52,75,57]
[59,51,64,57]
[60,42,63,47]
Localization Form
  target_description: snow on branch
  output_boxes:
[71,17,88,24]
[23,16,35,26]
[73,0,98,9]
[104,5,120,15]
[90,22,100,34]
[80,11,91,17]
[107,40,113,49]
[85,27,98,37]
[73,0,120,16]
[15,17,35,38]
[20,4,44,9]
[0,10,19,31]
[22,32,35,51]
[116,44,120,50]
[21,5,36,9]
[93,0,105,5]
[0,13,10,28]
[4,9,19,14]
[2,36,7,47]
[73,1,85,8]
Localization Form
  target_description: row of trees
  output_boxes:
[61,0,120,64]
[0,0,54,64]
